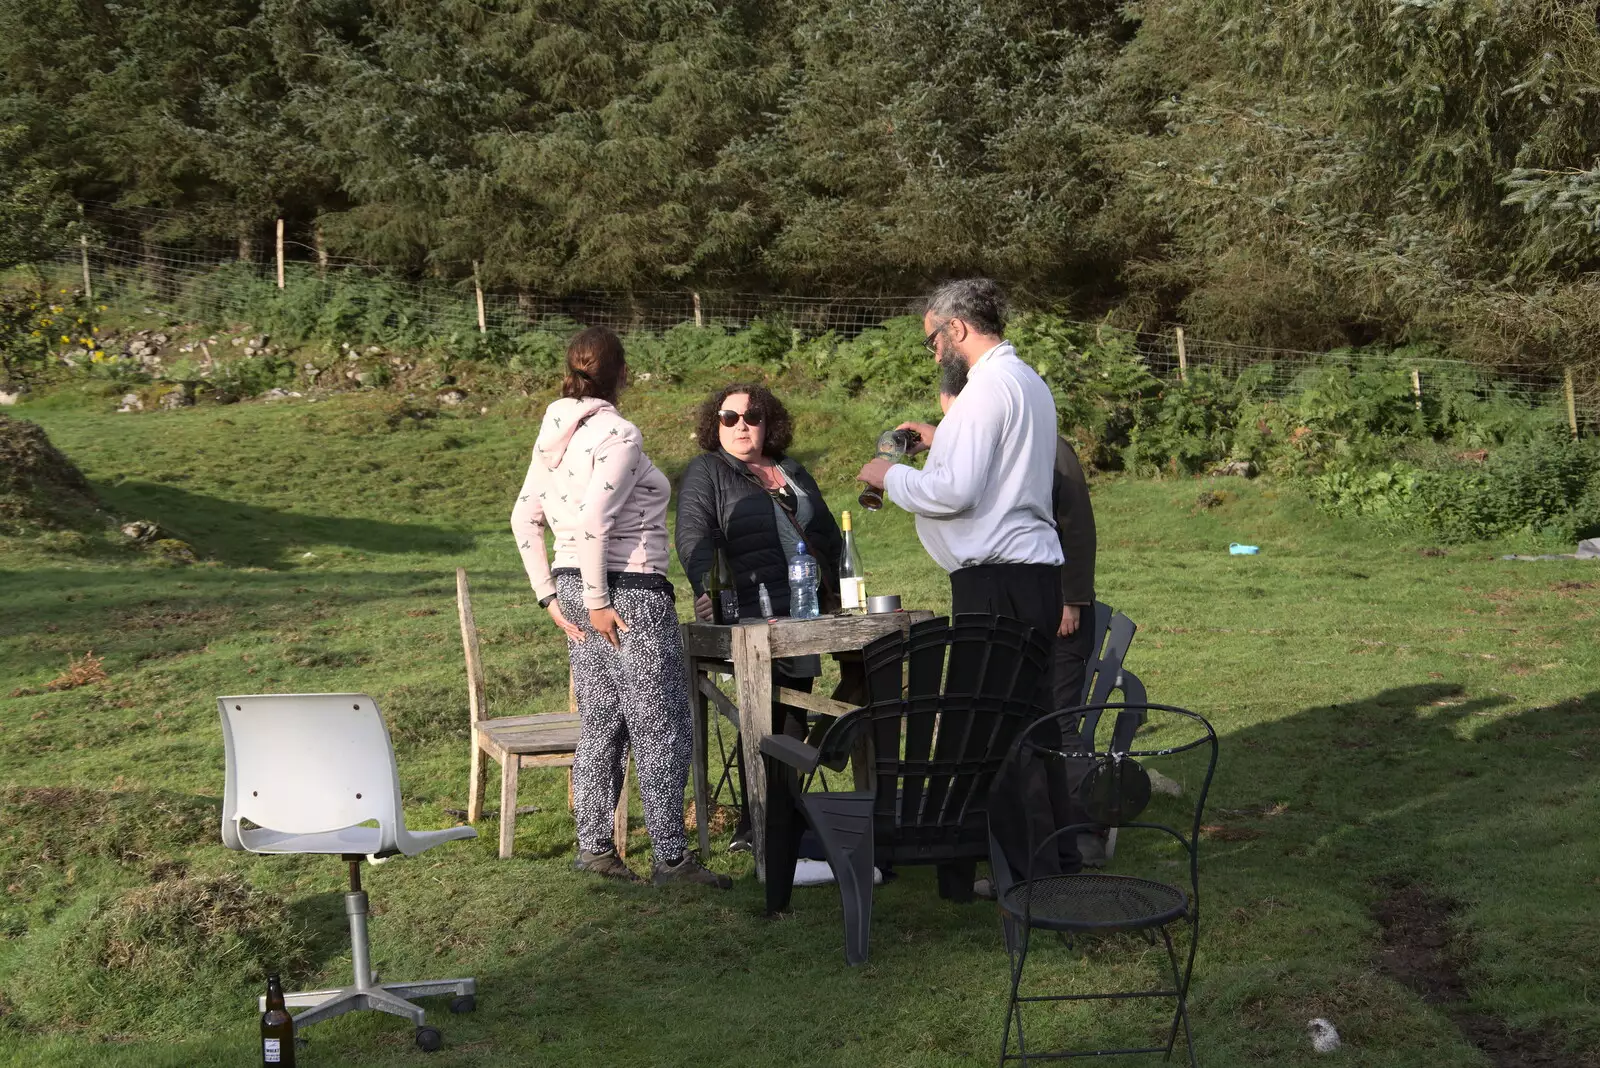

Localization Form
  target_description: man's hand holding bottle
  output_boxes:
[895,421,936,454]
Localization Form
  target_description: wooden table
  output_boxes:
[682,611,935,881]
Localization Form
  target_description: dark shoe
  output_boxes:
[652,851,733,889]
[727,828,752,854]
[574,848,642,883]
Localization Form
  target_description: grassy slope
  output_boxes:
[0,385,1597,1066]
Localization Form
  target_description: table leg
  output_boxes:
[732,622,774,881]
[687,652,711,859]
[852,734,874,792]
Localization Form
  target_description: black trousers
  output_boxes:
[1054,613,1095,711]
[947,564,1080,884]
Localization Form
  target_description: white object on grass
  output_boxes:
[792,858,883,887]
[1148,768,1183,797]
[1307,1018,1341,1053]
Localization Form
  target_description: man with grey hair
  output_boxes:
[857,277,1076,889]
[857,278,1063,639]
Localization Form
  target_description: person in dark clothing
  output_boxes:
[674,383,843,851]
[1050,435,1098,709]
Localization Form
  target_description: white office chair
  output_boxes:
[220,693,479,1053]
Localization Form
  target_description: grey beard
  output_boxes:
[938,351,969,398]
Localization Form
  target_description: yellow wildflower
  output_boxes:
[96,305,106,312]
[29,330,40,337]
[50,305,62,313]
[92,326,99,334]
[60,335,70,343]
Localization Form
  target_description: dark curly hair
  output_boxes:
[694,383,793,458]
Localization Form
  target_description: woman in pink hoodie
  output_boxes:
[510,327,729,888]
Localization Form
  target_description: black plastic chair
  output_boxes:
[988,703,1218,1066]
[761,614,1053,965]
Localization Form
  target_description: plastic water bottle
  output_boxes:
[788,541,820,619]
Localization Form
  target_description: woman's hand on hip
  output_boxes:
[589,606,630,648]
[694,593,713,622]
[547,600,584,642]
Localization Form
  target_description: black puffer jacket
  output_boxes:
[675,450,843,618]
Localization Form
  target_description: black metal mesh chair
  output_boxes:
[987,703,1218,1066]
[761,614,1053,965]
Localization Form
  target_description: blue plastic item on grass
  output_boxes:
[1229,543,1260,555]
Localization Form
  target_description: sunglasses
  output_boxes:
[717,408,765,428]
[923,320,951,355]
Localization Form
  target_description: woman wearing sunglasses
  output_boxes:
[511,326,730,888]
[674,383,844,852]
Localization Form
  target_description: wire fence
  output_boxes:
[31,202,1600,430]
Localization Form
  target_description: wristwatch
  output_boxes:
[538,593,557,609]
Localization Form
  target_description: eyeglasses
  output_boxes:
[923,320,951,355]
[717,408,765,428]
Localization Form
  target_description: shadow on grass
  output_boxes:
[447,682,1600,1065]
[1128,682,1600,1063]
[90,481,473,568]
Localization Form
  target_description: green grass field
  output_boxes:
[2,384,1598,1066]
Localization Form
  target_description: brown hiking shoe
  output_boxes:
[574,848,642,883]
[651,851,733,889]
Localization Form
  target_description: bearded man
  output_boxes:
[857,277,1063,640]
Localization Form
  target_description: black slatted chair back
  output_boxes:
[856,614,1052,865]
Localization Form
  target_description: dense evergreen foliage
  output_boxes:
[1,1,1597,364]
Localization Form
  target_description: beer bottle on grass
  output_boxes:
[262,974,295,1066]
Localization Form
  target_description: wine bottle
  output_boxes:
[838,511,865,613]
[261,974,296,1066]
[709,531,739,625]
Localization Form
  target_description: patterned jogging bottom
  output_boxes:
[557,572,691,859]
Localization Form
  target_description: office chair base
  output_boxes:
[256,887,475,1031]
[263,977,477,1028]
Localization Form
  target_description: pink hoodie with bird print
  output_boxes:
[510,396,672,610]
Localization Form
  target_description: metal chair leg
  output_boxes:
[260,886,474,1033]
[1160,922,1199,1067]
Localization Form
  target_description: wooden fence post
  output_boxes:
[79,234,93,301]
[75,203,93,301]
[1411,368,1423,410]
[1565,367,1579,440]
[692,291,704,328]
[473,261,487,334]
[275,218,285,290]
[1175,326,1188,384]
[313,222,328,276]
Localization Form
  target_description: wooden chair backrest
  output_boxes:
[456,568,486,727]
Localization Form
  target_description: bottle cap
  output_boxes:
[842,510,852,530]
[795,540,806,555]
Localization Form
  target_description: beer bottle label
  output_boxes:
[717,589,738,623]
[840,577,866,610]
[264,1038,282,1063]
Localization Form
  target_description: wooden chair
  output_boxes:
[457,568,630,860]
